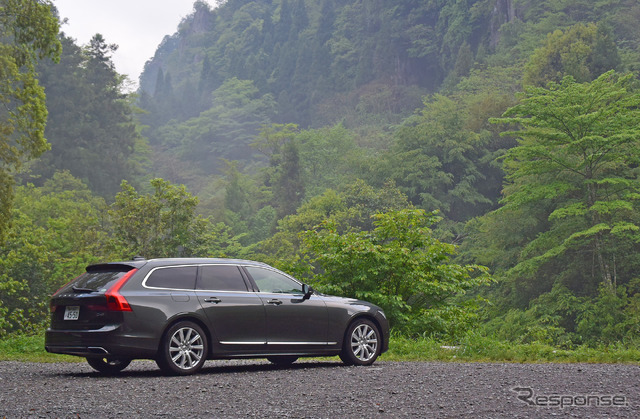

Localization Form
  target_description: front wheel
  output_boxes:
[156,321,208,375]
[339,318,381,366]
[86,357,131,374]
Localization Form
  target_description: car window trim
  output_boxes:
[141,263,256,293]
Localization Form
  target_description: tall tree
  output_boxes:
[489,71,640,293]
[82,34,140,196]
[0,0,60,240]
[271,139,304,218]
[383,94,495,224]
[34,33,142,197]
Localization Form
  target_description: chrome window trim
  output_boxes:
[142,264,254,292]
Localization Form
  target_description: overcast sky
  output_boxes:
[53,0,215,88]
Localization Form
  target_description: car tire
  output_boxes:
[267,356,298,365]
[86,357,131,374]
[339,318,381,366]
[156,321,208,376]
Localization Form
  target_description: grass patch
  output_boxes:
[0,334,77,363]
[381,333,640,364]
[2,333,639,364]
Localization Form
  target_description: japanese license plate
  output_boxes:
[64,306,80,320]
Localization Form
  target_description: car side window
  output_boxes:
[197,265,247,291]
[245,266,303,294]
[145,266,197,290]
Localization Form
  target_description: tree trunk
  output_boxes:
[588,183,613,289]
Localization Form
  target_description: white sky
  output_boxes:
[53,1,215,88]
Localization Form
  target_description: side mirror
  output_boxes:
[302,284,314,300]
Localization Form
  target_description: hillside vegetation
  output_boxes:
[1,0,640,354]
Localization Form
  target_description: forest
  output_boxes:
[1,0,640,351]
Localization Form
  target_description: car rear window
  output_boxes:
[145,266,197,290]
[63,270,130,294]
[197,265,247,291]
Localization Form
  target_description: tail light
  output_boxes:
[105,269,138,311]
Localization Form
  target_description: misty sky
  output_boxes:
[53,0,215,87]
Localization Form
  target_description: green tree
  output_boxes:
[271,139,304,218]
[303,208,491,336]
[109,179,210,258]
[256,180,412,274]
[158,78,275,177]
[523,23,620,87]
[297,124,360,198]
[0,172,108,336]
[489,71,640,293]
[252,123,303,218]
[0,0,60,240]
[33,33,142,197]
[382,94,496,225]
[221,160,275,245]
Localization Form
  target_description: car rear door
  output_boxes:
[195,264,267,351]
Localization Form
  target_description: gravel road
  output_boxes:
[0,359,638,418]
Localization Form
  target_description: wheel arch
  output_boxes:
[342,313,385,349]
[159,315,213,358]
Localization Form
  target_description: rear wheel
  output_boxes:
[86,357,131,374]
[339,318,381,366]
[156,321,208,375]
[267,355,298,365]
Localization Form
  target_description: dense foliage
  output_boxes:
[31,34,143,197]
[0,0,60,240]
[1,0,640,350]
[303,209,491,336]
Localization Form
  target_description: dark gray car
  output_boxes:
[45,258,389,375]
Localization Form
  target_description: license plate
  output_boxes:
[64,306,80,320]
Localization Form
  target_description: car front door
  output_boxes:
[243,266,330,349]
[195,264,267,352]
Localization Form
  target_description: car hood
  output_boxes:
[318,293,381,309]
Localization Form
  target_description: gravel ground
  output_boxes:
[0,359,638,418]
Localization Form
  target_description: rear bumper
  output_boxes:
[45,325,157,359]
[45,345,111,357]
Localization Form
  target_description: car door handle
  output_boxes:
[267,299,282,305]
[203,297,221,304]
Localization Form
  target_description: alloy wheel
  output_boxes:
[350,323,378,362]
[168,326,205,370]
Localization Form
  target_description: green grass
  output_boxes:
[0,334,77,363]
[381,334,640,364]
[1,333,639,364]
